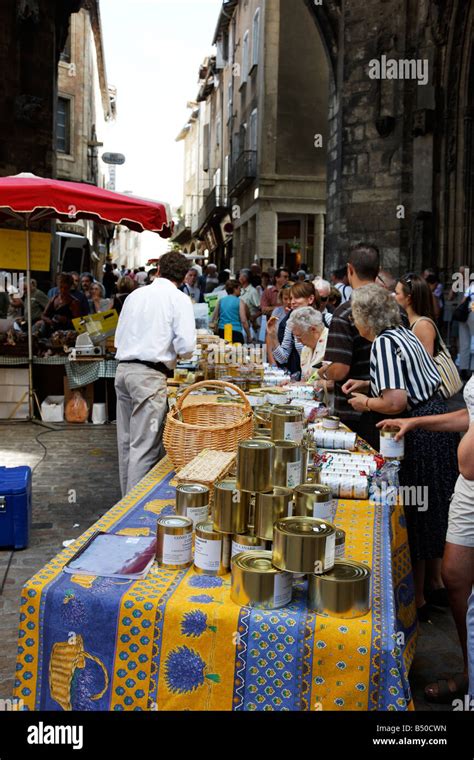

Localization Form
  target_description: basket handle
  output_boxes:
[175,380,252,414]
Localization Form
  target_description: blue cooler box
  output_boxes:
[0,466,32,549]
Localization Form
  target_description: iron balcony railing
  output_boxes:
[228,151,257,195]
[197,185,229,230]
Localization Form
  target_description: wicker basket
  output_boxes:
[163,380,254,469]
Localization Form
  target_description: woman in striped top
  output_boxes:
[342,284,459,621]
[266,282,320,377]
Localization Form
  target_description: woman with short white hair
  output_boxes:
[288,307,328,381]
[342,284,459,623]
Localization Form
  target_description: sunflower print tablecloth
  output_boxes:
[14,457,417,712]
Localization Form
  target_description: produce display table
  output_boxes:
[14,457,416,712]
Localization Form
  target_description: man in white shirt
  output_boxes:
[135,267,148,287]
[331,266,353,303]
[115,252,196,495]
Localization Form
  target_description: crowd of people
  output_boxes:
[173,245,473,705]
[1,246,473,705]
[0,262,155,336]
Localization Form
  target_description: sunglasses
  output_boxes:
[319,296,329,302]
[401,273,416,291]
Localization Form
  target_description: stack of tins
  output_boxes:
[155,412,371,617]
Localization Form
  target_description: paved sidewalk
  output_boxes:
[0,422,464,711]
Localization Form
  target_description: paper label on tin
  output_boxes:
[324,533,336,570]
[273,572,293,607]
[284,420,303,444]
[379,436,405,459]
[353,479,368,500]
[312,499,334,522]
[222,534,231,569]
[162,533,193,566]
[194,536,222,571]
[286,460,302,488]
[231,539,265,558]
[335,541,345,559]
[186,505,209,528]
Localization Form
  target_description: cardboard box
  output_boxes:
[40,396,65,423]
[0,401,29,420]
[0,368,29,419]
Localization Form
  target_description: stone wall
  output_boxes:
[0,0,81,179]
[306,0,474,277]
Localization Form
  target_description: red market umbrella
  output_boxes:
[0,174,173,234]
[0,173,173,419]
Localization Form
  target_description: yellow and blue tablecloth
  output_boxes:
[14,458,416,711]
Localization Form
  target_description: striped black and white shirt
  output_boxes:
[370,326,441,406]
[324,299,372,420]
[272,321,304,365]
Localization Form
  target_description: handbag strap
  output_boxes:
[411,316,447,356]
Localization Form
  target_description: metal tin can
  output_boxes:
[253,427,272,440]
[236,439,275,493]
[313,430,357,450]
[322,416,340,430]
[271,407,304,444]
[320,473,368,500]
[272,516,336,575]
[272,440,303,488]
[194,520,231,576]
[293,484,335,522]
[213,479,251,534]
[231,533,266,559]
[231,551,293,609]
[307,560,371,618]
[255,487,293,541]
[175,483,210,529]
[335,528,346,559]
[379,427,405,461]
[156,516,193,570]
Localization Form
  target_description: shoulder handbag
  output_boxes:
[452,297,470,323]
[412,318,463,399]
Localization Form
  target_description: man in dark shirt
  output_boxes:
[320,243,380,449]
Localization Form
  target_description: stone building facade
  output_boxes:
[175,0,473,279]
[175,0,331,273]
[0,0,82,179]
[306,0,474,276]
[56,3,114,187]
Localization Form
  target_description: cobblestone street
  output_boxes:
[0,421,464,712]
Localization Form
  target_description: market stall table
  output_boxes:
[0,355,118,390]
[14,458,416,712]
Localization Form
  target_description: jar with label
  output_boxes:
[194,520,230,576]
[379,427,405,461]
[156,516,193,570]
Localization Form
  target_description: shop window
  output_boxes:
[252,9,260,69]
[56,97,71,154]
[241,31,249,86]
